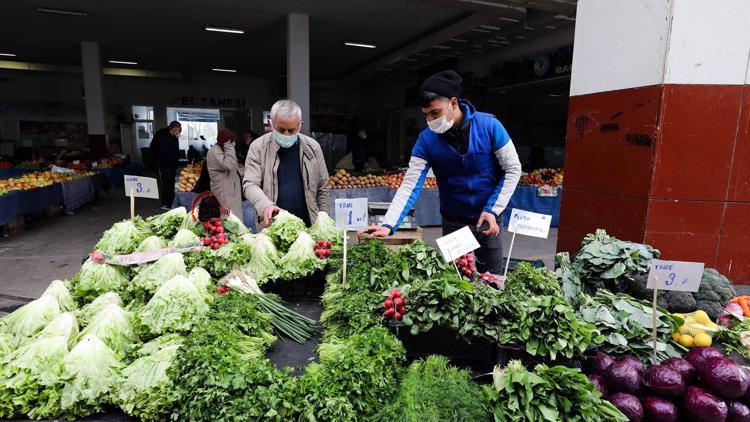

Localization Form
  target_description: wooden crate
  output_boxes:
[358,227,423,251]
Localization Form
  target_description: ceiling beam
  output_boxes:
[343,11,524,81]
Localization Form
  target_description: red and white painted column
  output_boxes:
[559,0,750,282]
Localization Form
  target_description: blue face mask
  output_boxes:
[273,131,298,148]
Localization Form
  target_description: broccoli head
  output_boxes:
[694,268,736,304]
[659,291,697,313]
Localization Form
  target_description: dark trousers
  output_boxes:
[157,167,176,208]
[442,215,504,274]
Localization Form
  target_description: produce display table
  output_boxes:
[61,176,96,212]
[172,191,258,233]
[0,184,63,226]
[0,175,99,226]
[90,163,144,188]
[328,185,561,227]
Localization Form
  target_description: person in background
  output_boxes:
[352,128,369,172]
[207,129,243,218]
[527,141,546,171]
[243,99,330,227]
[187,144,203,163]
[236,131,254,168]
[363,70,522,274]
[150,120,181,210]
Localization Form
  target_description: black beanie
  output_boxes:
[420,70,463,99]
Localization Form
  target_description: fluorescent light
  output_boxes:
[555,14,576,21]
[545,25,557,29]
[524,25,535,30]
[549,94,563,97]
[0,53,16,57]
[515,35,527,39]
[449,38,467,42]
[480,25,500,30]
[498,17,521,22]
[344,42,376,49]
[487,40,500,44]
[500,40,511,44]
[460,0,525,11]
[205,26,244,34]
[36,7,88,17]
[497,36,507,40]
[471,28,491,33]
[108,60,138,65]
[432,45,451,50]
[212,68,237,73]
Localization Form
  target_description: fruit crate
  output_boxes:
[391,325,496,373]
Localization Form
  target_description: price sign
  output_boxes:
[537,185,559,197]
[647,259,704,292]
[335,198,368,230]
[508,209,552,239]
[124,175,159,199]
[435,226,480,262]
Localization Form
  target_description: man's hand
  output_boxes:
[359,225,391,238]
[477,211,500,236]
[263,205,282,226]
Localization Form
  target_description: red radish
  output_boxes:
[326,241,333,248]
[384,308,395,317]
[459,258,468,267]
[325,250,332,257]
[393,312,402,321]
[217,286,228,294]
[391,290,402,298]
[394,298,404,307]
[384,299,394,308]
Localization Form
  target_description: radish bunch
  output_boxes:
[315,239,333,260]
[453,253,477,278]
[384,289,408,321]
[479,272,502,287]
[202,218,228,250]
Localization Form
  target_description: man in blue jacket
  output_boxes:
[365,70,521,274]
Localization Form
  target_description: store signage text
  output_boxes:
[173,97,247,109]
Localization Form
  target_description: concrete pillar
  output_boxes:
[81,41,108,157]
[559,0,750,282]
[287,13,310,134]
[80,41,106,136]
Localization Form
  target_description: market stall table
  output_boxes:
[61,176,96,212]
[90,163,144,188]
[327,185,561,227]
[0,184,63,226]
[172,191,258,233]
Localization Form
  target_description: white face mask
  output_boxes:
[427,102,456,134]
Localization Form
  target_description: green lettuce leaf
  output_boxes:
[42,280,77,312]
[69,259,129,303]
[78,304,135,358]
[94,218,151,254]
[137,275,210,335]
[266,210,306,252]
[135,235,167,253]
[278,231,325,280]
[147,207,187,239]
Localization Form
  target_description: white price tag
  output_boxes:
[647,259,704,292]
[508,208,552,239]
[124,175,159,199]
[73,160,80,165]
[335,198,368,230]
[435,226,480,262]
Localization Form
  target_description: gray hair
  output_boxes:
[270,99,302,122]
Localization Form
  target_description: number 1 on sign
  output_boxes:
[348,211,352,225]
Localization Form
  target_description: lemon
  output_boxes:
[679,334,695,347]
[672,332,682,342]
[679,325,691,335]
[685,316,697,325]
[688,327,706,337]
[694,333,712,347]
[694,310,711,324]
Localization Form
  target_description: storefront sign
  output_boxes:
[536,186,559,197]
[508,209,552,239]
[173,96,247,110]
[647,260,704,292]
[436,226,480,262]
[124,175,159,199]
[335,198,368,230]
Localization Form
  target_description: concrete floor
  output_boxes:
[0,188,558,301]
[0,189,163,300]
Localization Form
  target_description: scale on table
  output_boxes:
[368,202,416,229]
